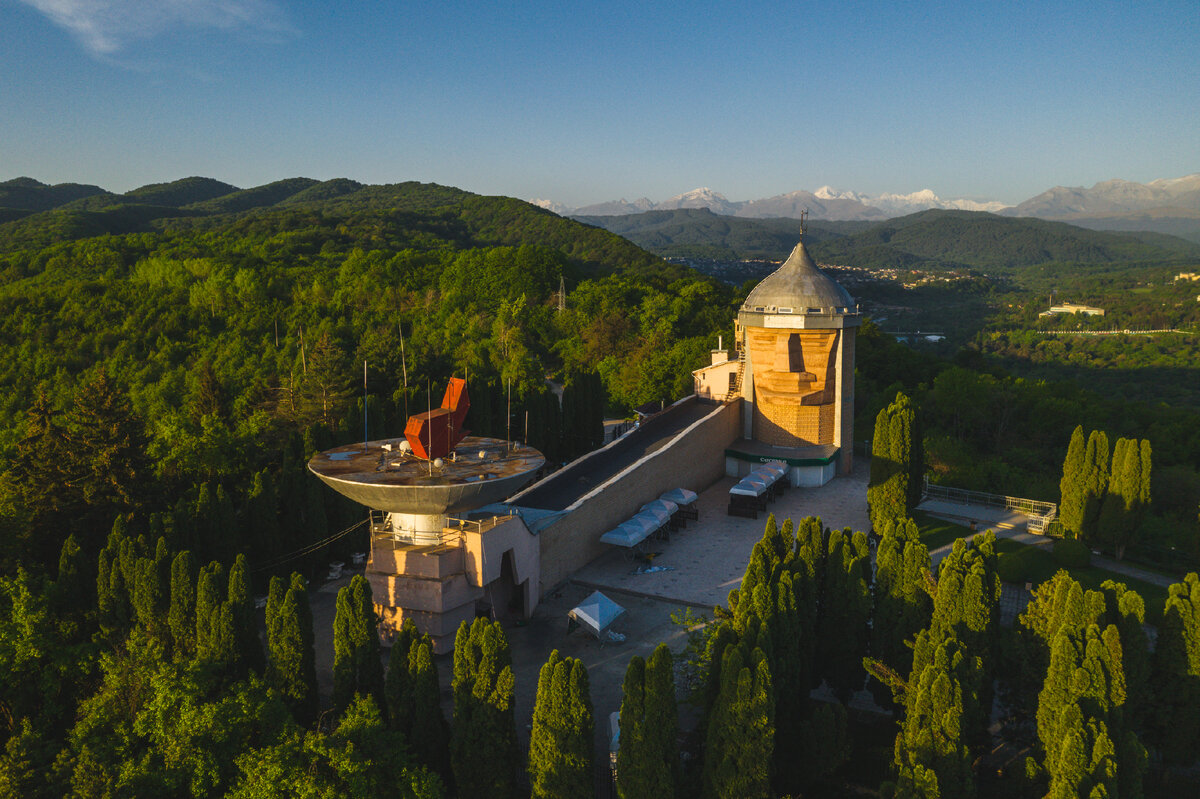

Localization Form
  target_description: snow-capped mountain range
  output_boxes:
[533,185,1010,221]
[532,174,1200,223]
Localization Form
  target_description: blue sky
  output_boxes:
[2,1,1197,206]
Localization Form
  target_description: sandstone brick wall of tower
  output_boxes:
[734,235,860,477]
[745,327,840,447]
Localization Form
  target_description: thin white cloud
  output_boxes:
[18,0,292,55]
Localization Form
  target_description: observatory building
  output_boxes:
[310,380,546,652]
[694,234,859,485]
[310,237,859,651]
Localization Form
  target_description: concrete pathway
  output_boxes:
[920,500,1175,588]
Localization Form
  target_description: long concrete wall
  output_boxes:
[537,397,742,592]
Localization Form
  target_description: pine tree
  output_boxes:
[451,618,518,798]
[168,550,196,659]
[64,369,152,534]
[5,389,73,568]
[1058,425,1087,535]
[529,651,595,799]
[332,574,386,716]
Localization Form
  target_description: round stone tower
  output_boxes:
[736,234,860,476]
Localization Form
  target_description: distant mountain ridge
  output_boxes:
[534,173,1200,242]
[534,184,1012,221]
[576,207,1200,269]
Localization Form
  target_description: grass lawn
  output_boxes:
[913,510,975,551]
[994,538,1170,623]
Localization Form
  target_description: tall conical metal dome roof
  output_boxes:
[741,237,853,313]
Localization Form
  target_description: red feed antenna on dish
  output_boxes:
[404,378,470,461]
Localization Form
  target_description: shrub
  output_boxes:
[996,547,1058,584]
[1052,538,1091,569]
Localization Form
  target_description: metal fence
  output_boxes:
[922,477,1058,534]
[369,510,513,547]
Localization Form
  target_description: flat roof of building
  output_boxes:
[508,398,719,512]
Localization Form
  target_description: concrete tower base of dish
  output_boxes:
[366,513,540,653]
[309,436,545,654]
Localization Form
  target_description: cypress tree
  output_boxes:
[1080,430,1110,543]
[264,574,287,653]
[227,553,263,674]
[385,618,421,735]
[1097,437,1131,554]
[409,640,451,782]
[617,645,678,799]
[1058,425,1087,535]
[132,556,167,643]
[700,645,774,799]
[50,533,89,641]
[893,631,978,799]
[1150,572,1200,767]
[797,700,849,792]
[868,393,920,533]
[332,574,386,716]
[168,550,196,659]
[382,617,450,779]
[245,469,281,567]
[195,560,226,660]
[529,651,594,799]
[214,485,238,564]
[451,618,518,798]
[272,573,319,725]
[819,529,871,702]
[1039,622,1141,797]
[870,520,933,711]
[868,406,895,533]
[926,535,1000,752]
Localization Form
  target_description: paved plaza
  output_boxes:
[572,459,871,608]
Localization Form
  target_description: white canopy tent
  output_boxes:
[568,591,626,639]
[640,498,679,517]
[600,515,659,547]
[660,487,698,506]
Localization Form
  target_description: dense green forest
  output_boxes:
[0,177,739,574]
[3,176,1200,797]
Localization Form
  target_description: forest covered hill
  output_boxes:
[578,206,1200,269]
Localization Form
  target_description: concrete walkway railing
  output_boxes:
[922,478,1058,533]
